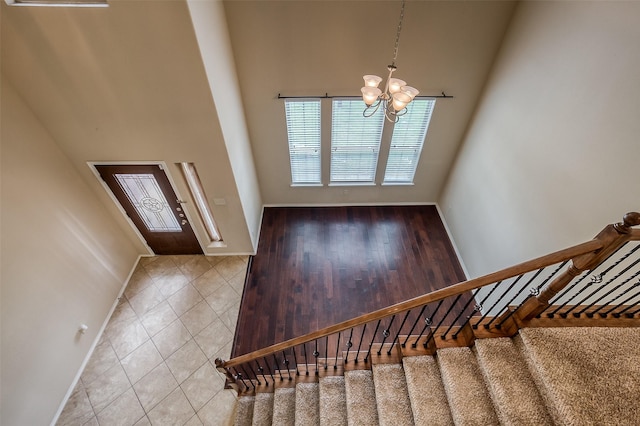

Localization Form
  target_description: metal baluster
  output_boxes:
[624,303,640,317]
[354,324,367,363]
[414,302,442,346]
[434,295,463,339]
[255,361,268,386]
[240,366,256,390]
[233,368,250,392]
[364,320,382,363]
[603,282,640,317]
[262,357,275,383]
[344,328,354,362]
[403,305,427,347]
[313,339,320,375]
[580,268,640,317]
[377,315,396,355]
[552,245,636,317]
[471,280,502,330]
[273,354,284,381]
[325,336,329,370]
[545,267,590,317]
[334,332,341,369]
[569,257,640,317]
[302,342,309,375]
[282,350,292,380]
[413,313,433,348]
[483,275,525,329]
[247,363,262,385]
[445,291,477,339]
[388,311,411,355]
[292,348,300,376]
[497,267,546,326]
[472,281,504,328]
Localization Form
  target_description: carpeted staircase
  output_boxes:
[232,327,640,426]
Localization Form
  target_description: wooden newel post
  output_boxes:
[517,212,640,321]
[215,358,239,391]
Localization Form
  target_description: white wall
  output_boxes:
[0,78,139,426]
[186,0,263,249]
[440,1,640,278]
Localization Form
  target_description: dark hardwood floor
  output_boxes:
[232,205,469,357]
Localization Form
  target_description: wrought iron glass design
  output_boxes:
[115,173,181,232]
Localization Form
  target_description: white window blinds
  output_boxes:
[383,99,435,184]
[330,99,384,183]
[285,99,322,185]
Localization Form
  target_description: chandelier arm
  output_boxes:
[363,100,383,118]
[383,66,395,97]
[384,108,400,124]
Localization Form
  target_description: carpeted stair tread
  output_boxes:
[252,392,275,426]
[475,337,552,425]
[344,370,379,426]
[519,327,640,426]
[295,382,320,426]
[372,363,414,426]
[438,347,499,426]
[235,396,255,426]
[403,355,454,426]
[272,387,296,426]
[319,376,348,426]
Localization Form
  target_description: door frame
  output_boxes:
[88,161,205,255]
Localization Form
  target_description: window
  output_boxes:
[284,97,435,185]
[180,163,222,242]
[330,99,384,184]
[114,173,182,232]
[285,99,322,185]
[383,99,436,184]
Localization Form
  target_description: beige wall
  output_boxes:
[1,78,139,426]
[186,0,263,248]
[0,0,260,256]
[440,1,640,277]
[224,1,516,206]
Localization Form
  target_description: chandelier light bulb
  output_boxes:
[388,78,406,94]
[363,75,383,88]
[391,92,412,111]
[401,85,419,100]
[361,86,382,106]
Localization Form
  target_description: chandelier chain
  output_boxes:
[391,0,406,67]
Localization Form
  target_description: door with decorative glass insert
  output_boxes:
[95,164,203,255]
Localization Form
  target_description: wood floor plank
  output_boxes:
[232,206,468,358]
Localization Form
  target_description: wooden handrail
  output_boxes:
[219,212,640,370]
[219,239,602,368]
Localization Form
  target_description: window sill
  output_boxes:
[381,182,415,186]
[328,182,377,187]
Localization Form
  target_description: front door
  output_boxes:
[95,164,203,255]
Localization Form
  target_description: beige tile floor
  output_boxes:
[57,255,248,426]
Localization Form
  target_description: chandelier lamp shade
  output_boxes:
[361,0,418,123]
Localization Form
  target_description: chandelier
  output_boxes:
[361,0,418,123]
